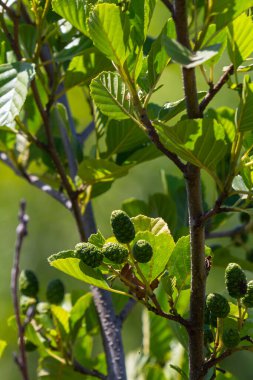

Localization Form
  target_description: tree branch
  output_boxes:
[73,359,107,380]
[11,200,29,380]
[174,1,205,379]
[199,65,234,114]
[0,152,72,210]
[117,298,136,327]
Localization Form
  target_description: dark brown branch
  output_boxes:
[0,0,16,19]
[11,200,29,380]
[174,1,205,380]
[206,224,245,239]
[199,65,234,114]
[73,359,107,380]
[147,304,191,330]
[140,109,187,173]
[202,350,232,376]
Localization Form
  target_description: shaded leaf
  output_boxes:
[122,198,149,217]
[65,48,113,89]
[168,236,191,291]
[51,305,70,334]
[163,37,221,68]
[236,76,253,132]
[78,158,131,184]
[159,92,206,122]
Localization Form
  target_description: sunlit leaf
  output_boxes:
[88,3,129,65]
[78,159,131,184]
[0,62,35,126]
[90,72,135,120]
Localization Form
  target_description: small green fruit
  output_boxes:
[206,293,230,318]
[110,210,135,244]
[133,240,153,263]
[242,280,253,308]
[75,242,103,268]
[19,270,39,298]
[103,242,128,264]
[46,279,65,305]
[225,263,247,298]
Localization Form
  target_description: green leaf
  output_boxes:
[148,193,177,233]
[149,313,172,361]
[48,250,76,263]
[0,340,7,359]
[70,293,93,332]
[170,365,189,380]
[88,3,129,65]
[144,365,167,380]
[0,62,35,126]
[122,198,149,217]
[49,257,112,291]
[168,236,191,291]
[131,215,175,281]
[88,230,106,248]
[236,76,253,132]
[19,24,37,58]
[65,48,113,89]
[52,0,95,35]
[105,118,148,156]
[54,37,93,63]
[211,0,253,32]
[38,358,83,380]
[78,158,131,184]
[128,0,156,47]
[228,13,253,69]
[155,118,228,175]
[148,19,176,89]
[206,107,236,142]
[159,92,206,122]
[90,72,135,120]
[162,37,221,68]
[51,305,70,334]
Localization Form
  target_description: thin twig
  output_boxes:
[0,0,16,19]
[117,298,137,326]
[73,359,107,380]
[206,224,245,239]
[11,200,29,380]
[0,152,72,209]
[199,65,234,114]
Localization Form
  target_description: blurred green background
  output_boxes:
[1,2,253,379]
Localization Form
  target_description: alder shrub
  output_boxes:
[1,0,253,379]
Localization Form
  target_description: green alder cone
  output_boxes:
[75,242,103,268]
[242,280,253,308]
[20,295,37,315]
[225,263,247,298]
[103,242,128,264]
[132,239,153,263]
[206,293,230,318]
[19,269,39,298]
[110,210,135,244]
[46,279,65,305]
